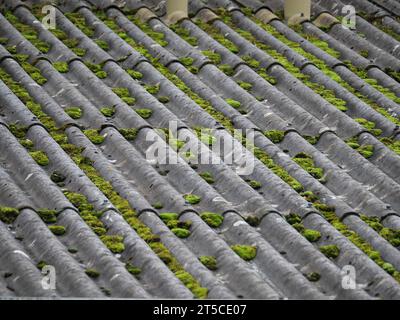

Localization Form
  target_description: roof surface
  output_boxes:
[0,0,400,299]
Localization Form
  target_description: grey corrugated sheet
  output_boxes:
[0,0,399,299]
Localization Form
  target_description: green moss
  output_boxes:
[49,225,66,236]
[14,54,29,63]
[68,247,78,254]
[202,50,221,64]
[199,256,217,270]
[37,209,57,223]
[144,84,160,94]
[117,95,133,104]
[245,215,260,227]
[125,263,141,275]
[237,81,253,91]
[158,96,170,103]
[360,49,369,58]
[200,212,223,228]
[37,261,47,270]
[361,215,400,247]
[175,270,208,299]
[30,150,49,166]
[0,207,19,224]
[264,130,285,143]
[84,129,105,144]
[286,213,302,224]
[306,272,321,282]
[32,39,50,53]
[100,107,115,117]
[135,108,153,119]
[0,37,8,45]
[183,194,201,205]
[152,202,163,209]
[248,180,262,189]
[160,213,179,222]
[100,235,125,253]
[231,244,257,261]
[6,45,17,54]
[95,70,108,79]
[383,262,396,275]
[319,244,340,259]
[20,138,34,150]
[9,124,27,139]
[50,171,66,184]
[72,47,86,57]
[303,135,319,145]
[172,228,191,238]
[65,107,83,119]
[63,38,79,48]
[95,39,109,51]
[225,98,241,109]
[119,128,138,141]
[358,144,374,159]
[242,55,260,69]
[112,87,130,97]
[219,64,235,76]
[127,69,143,79]
[293,153,324,180]
[249,145,303,192]
[53,61,69,73]
[302,229,321,242]
[199,172,215,184]
[180,57,194,67]
[85,63,102,73]
[85,268,100,278]
[346,137,374,159]
[292,223,305,233]
[29,71,47,85]
[355,118,382,136]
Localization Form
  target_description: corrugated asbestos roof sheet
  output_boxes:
[0,0,400,299]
